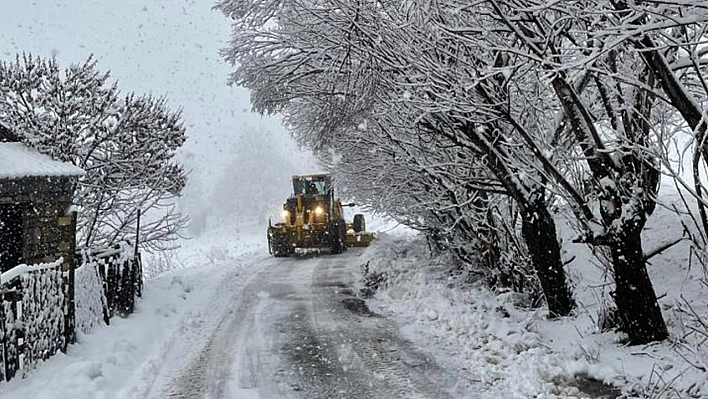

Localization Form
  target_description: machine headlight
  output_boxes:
[281,210,290,220]
[314,206,324,216]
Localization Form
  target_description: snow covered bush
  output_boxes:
[0,54,188,253]
[74,260,106,337]
[597,302,622,334]
[359,260,388,299]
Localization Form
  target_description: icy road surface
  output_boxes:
[162,251,456,399]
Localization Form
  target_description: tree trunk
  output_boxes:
[454,120,575,317]
[520,201,575,317]
[609,230,668,344]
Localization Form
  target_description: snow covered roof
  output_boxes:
[0,143,85,179]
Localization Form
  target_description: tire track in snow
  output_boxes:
[162,251,469,398]
[160,259,272,398]
[303,257,457,399]
[162,257,296,399]
[137,262,253,399]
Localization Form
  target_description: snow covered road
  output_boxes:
[0,223,461,399]
[162,250,456,399]
[6,224,688,399]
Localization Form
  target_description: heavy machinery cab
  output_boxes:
[292,174,330,196]
[283,174,344,228]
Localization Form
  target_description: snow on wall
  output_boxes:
[0,259,65,381]
[20,266,65,369]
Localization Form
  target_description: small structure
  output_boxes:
[0,124,85,273]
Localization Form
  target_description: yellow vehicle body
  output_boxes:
[267,173,374,256]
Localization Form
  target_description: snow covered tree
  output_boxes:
[465,0,670,343]
[598,1,708,239]
[218,0,708,342]
[216,0,576,316]
[336,116,543,298]
[0,54,187,252]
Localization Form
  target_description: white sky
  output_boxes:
[0,0,315,229]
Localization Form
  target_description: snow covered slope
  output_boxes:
[361,191,708,398]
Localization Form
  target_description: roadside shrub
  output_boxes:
[360,260,388,298]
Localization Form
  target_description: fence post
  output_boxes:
[65,211,77,347]
[134,209,140,260]
[134,209,142,297]
[0,292,6,381]
[97,259,110,325]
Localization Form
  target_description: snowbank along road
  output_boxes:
[162,249,457,399]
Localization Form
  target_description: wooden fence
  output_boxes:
[0,244,142,382]
[0,260,66,382]
[75,244,143,324]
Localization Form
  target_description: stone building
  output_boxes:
[0,124,85,273]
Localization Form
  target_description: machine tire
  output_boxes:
[329,220,345,254]
[269,232,291,257]
[340,220,348,252]
[353,214,365,233]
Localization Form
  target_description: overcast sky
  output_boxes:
[0,0,316,230]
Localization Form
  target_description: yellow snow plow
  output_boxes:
[267,173,374,256]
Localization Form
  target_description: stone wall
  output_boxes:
[0,176,78,271]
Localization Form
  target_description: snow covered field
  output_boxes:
[0,195,705,399]
[360,191,708,398]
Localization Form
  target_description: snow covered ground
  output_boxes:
[0,196,705,399]
[360,191,708,399]
[0,223,266,399]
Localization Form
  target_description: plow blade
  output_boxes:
[346,231,375,247]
